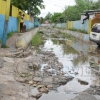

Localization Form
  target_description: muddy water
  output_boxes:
[39,39,97,100]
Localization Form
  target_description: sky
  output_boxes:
[39,0,98,18]
[39,0,76,18]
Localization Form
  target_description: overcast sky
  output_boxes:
[39,0,98,18]
[39,0,76,18]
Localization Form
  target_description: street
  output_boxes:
[0,27,100,100]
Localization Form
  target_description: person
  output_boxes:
[82,12,89,24]
[21,14,26,32]
[19,12,24,32]
[23,23,26,32]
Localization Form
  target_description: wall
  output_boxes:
[73,20,88,32]
[0,14,34,39]
[24,20,34,30]
[0,14,5,39]
[7,16,18,33]
[54,20,90,34]
[34,18,39,27]
[56,23,62,28]
[62,23,66,29]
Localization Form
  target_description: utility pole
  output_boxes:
[88,0,89,10]
[1,0,10,47]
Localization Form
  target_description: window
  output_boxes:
[92,24,100,33]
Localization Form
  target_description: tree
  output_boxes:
[44,12,52,21]
[39,17,44,24]
[50,12,62,23]
[11,0,45,16]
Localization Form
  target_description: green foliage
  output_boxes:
[44,12,52,22]
[38,30,44,34]
[1,45,9,48]
[69,28,88,34]
[31,31,43,47]
[50,12,62,23]
[0,39,2,43]
[7,32,14,39]
[39,17,44,24]
[62,44,78,55]
[11,0,45,16]
[50,0,100,22]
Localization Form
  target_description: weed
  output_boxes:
[1,45,9,48]
[38,30,44,34]
[69,28,88,34]
[7,32,14,39]
[0,39,2,43]
[31,32,43,47]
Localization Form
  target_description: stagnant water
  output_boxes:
[39,39,98,100]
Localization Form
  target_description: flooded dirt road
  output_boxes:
[0,27,100,100]
[39,27,100,100]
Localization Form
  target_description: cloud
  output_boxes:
[39,0,76,17]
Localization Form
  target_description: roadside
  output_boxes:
[0,26,100,100]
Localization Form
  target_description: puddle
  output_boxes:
[39,39,97,100]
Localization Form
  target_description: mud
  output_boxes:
[0,27,100,100]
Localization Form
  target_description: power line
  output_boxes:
[45,0,67,6]
[45,1,64,8]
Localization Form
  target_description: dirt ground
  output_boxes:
[0,27,100,100]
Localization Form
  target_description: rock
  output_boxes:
[47,85,53,89]
[14,75,32,83]
[65,76,74,82]
[38,86,49,93]
[43,77,53,83]
[37,85,44,89]
[90,85,96,88]
[33,84,37,87]
[33,77,42,82]
[77,78,89,85]
[27,97,36,100]
[73,92,97,100]
[29,88,42,99]
[16,61,29,74]
[29,80,34,85]
[0,58,4,68]
[3,57,14,63]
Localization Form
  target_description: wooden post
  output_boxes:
[1,0,10,47]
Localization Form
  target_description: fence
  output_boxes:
[55,19,92,34]
[0,0,34,39]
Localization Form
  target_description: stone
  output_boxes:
[47,85,53,89]
[27,97,36,100]
[29,80,34,85]
[43,77,53,83]
[0,58,4,68]
[73,92,97,100]
[17,61,29,74]
[33,77,42,82]
[3,57,14,63]
[38,86,49,93]
[77,78,89,85]
[29,88,42,99]
[14,75,32,83]
[90,85,96,88]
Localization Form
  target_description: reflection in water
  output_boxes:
[40,39,97,100]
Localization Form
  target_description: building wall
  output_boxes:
[62,23,66,29]
[0,14,5,39]
[7,16,18,33]
[0,14,34,39]
[55,20,90,34]
[73,20,88,32]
